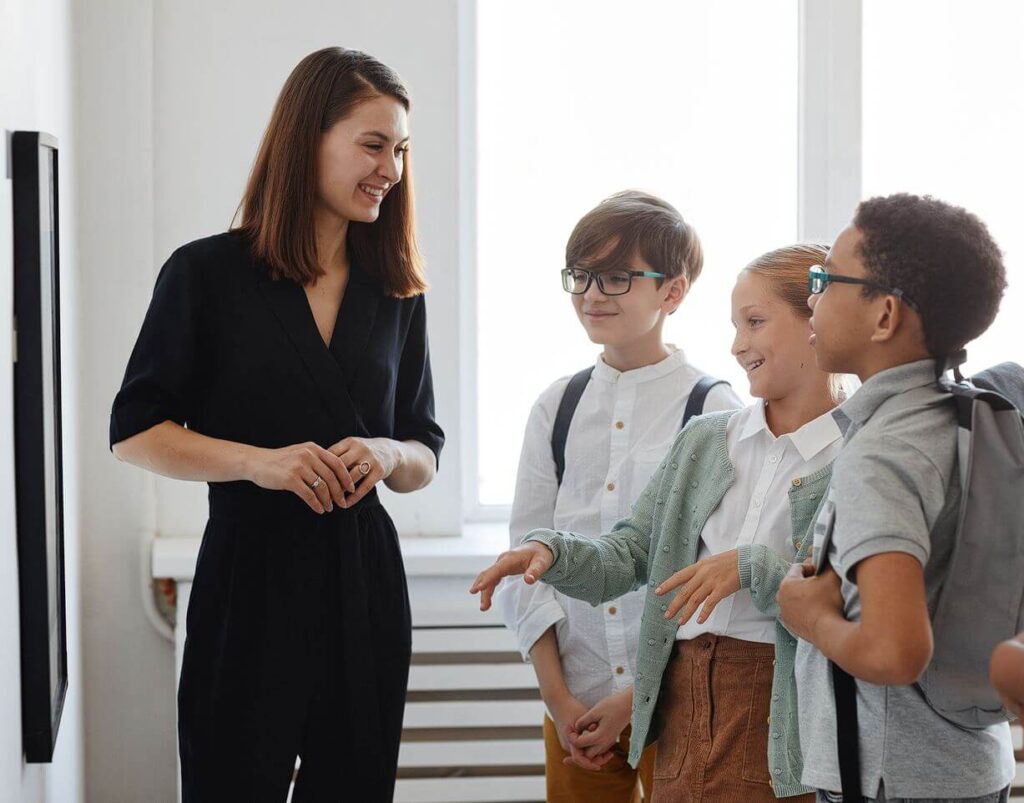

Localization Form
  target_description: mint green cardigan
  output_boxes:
[524,411,832,798]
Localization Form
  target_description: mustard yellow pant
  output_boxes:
[543,714,656,803]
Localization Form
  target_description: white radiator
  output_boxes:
[397,576,546,803]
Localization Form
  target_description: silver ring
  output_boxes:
[358,461,371,476]
[310,475,323,490]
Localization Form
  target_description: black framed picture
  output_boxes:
[12,130,67,763]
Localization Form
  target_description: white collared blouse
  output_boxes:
[494,349,741,708]
[676,400,843,643]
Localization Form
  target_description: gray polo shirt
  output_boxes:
[795,359,1015,799]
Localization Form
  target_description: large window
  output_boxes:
[475,0,799,508]
[862,1,1024,376]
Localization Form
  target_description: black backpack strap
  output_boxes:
[682,376,730,429]
[551,367,595,486]
[832,661,864,802]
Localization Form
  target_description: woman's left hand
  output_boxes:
[656,548,740,625]
[329,436,400,506]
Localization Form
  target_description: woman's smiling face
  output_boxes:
[730,270,818,401]
[316,94,409,225]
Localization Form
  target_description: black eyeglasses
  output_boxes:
[808,265,919,312]
[561,267,667,296]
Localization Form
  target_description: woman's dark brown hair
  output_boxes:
[234,47,427,298]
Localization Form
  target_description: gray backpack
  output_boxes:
[916,355,1024,728]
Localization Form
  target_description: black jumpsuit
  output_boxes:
[110,231,444,802]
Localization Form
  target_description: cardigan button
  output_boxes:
[690,453,697,461]
[671,462,678,469]
[662,546,669,553]
[792,478,802,487]
[690,481,698,489]
[648,639,656,646]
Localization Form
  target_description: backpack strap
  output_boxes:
[682,376,730,428]
[551,367,595,487]
[832,661,864,802]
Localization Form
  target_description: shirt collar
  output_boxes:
[738,400,843,462]
[591,346,688,386]
[838,358,941,428]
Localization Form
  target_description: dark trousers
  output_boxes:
[178,497,412,802]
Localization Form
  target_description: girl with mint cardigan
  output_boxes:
[474,245,845,801]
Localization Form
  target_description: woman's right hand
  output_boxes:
[246,442,356,514]
[469,542,555,611]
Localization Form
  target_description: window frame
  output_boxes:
[458,0,863,523]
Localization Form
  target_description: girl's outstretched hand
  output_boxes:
[656,548,741,625]
[470,542,555,611]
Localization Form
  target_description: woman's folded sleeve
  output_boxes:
[109,249,205,449]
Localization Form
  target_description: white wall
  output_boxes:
[76,1,465,799]
[0,0,85,800]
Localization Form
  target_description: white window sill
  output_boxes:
[150,520,510,581]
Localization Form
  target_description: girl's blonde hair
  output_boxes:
[742,243,849,402]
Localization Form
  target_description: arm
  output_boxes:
[524,447,671,605]
[781,436,943,684]
[114,420,354,514]
[492,394,567,660]
[739,543,794,619]
[989,632,1024,718]
[530,429,693,603]
[779,553,933,685]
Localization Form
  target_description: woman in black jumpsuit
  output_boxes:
[110,48,443,802]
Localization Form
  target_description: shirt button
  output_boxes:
[754,499,762,508]
[770,456,779,464]
[609,606,617,615]
[616,666,625,675]
[615,420,625,430]
[607,482,616,492]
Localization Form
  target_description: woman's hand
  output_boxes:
[246,441,355,514]
[469,542,555,611]
[656,549,741,625]
[569,687,632,762]
[329,436,400,506]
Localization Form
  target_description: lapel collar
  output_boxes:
[329,265,380,390]
[255,268,368,436]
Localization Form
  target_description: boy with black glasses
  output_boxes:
[493,190,739,802]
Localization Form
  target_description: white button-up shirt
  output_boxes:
[494,349,741,708]
[676,400,843,643]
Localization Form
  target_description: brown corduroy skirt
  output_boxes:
[650,634,813,803]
